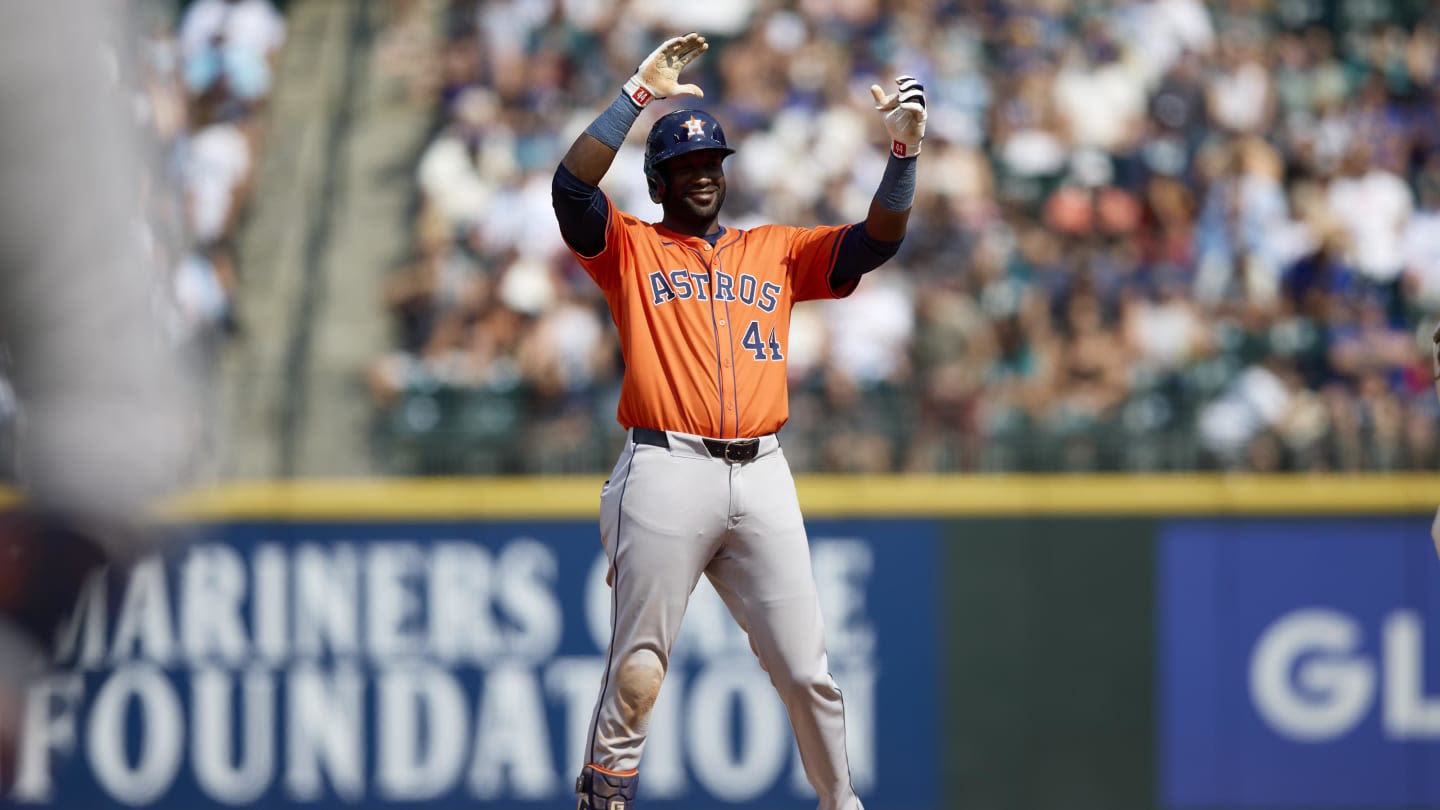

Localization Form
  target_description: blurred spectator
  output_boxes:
[169,243,239,352]
[1045,290,1130,469]
[178,0,286,106]
[1402,153,1440,310]
[1122,0,1215,82]
[1144,48,1209,177]
[822,273,916,389]
[1193,136,1291,307]
[417,87,518,235]
[1326,140,1414,288]
[182,86,255,247]
[1198,358,1293,468]
[1121,267,1214,379]
[1326,295,1415,384]
[1052,36,1147,157]
[1205,30,1274,136]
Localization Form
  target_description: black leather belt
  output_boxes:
[632,428,762,463]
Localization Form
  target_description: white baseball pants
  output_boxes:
[583,428,863,810]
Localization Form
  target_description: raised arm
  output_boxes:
[559,33,710,185]
[864,76,926,241]
[828,76,927,294]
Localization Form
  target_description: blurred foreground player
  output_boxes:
[551,32,925,810]
[0,0,195,783]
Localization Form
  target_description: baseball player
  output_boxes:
[551,32,924,810]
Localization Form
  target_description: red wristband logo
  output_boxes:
[891,140,908,158]
[631,86,653,106]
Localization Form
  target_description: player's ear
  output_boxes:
[647,173,664,204]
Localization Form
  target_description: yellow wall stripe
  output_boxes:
[141,474,1440,521]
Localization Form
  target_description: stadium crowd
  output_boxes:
[0,0,286,480]
[369,0,1440,474]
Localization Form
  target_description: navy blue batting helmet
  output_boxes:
[643,109,735,203]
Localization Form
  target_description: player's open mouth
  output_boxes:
[687,188,716,203]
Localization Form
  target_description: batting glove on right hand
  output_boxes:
[870,75,926,158]
[622,32,708,108]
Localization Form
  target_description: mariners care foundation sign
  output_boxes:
[7,520,938,809]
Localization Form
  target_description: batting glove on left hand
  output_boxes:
[622,32,708,108]
[870,75,926,158]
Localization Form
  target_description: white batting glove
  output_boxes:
[870,75,926,158]
[622,32,708,108]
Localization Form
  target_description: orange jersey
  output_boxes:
[572,200,855,438]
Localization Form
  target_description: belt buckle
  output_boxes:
[724,438,759,463]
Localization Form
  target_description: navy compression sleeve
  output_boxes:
[584,91,643,150]
[830,223,902,293]
[552,163,611,258]
[876,153,917,212]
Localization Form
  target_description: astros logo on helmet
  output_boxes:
[643,108,735,203]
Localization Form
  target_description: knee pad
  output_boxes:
[575,764,638,810]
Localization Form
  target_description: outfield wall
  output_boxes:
[7,475,1440,810]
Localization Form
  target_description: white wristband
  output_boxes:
[891,139,920,159]
[622,75,656,108]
